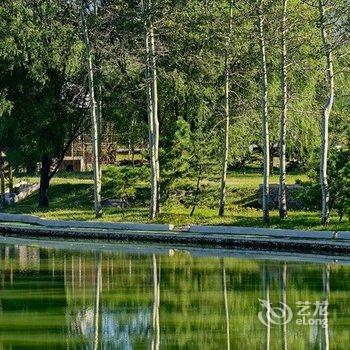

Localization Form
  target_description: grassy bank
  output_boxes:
[4,170,350,231]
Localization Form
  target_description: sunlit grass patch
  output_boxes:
[5,170,349,231]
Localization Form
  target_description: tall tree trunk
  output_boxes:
[8,166,13,193]
[94,0,103,180]
[0,155,5,207]
[219,0,234,217]
[82,5,102,218]
[81,135,87,171]
[318,0,334,225]
[97,84,103,182]
[149,0,160,215]
[38,155,52,208]
[279,0,288,219]
[190,174,201,216]
[131,119,136,168]
[144,0,159,219]
[257,0,270,224]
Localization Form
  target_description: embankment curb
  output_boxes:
[1,223,350,255]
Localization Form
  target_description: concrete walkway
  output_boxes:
[0,213,173,231]
[0,213,350,255]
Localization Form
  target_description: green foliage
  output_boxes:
[161,117,191,193]
[102,166,149,201]
[298,140,350,221]
[328,147,350,220]
[0,1,86,168]
[0,0,349,220]
[161,112,219,214]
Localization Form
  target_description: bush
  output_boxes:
[298,146,350,220]
[102,166,149,202]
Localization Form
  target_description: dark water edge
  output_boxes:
[2,225,350,256]
[0,236,349,349]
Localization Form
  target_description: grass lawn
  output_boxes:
[4,170,349,232]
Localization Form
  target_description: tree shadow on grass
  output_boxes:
[8,183,94,214]
[54,171,93,180]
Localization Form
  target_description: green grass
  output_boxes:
[5,170,349,231]
[208,172,309,188]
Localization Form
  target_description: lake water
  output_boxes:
[0,237,349,349]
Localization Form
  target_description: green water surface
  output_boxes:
[0,239,349,349]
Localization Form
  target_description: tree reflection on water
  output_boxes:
[0,243,348,349]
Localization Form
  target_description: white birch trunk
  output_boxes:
[318,0,334,225]
[279,0,288,219]
[0,156,5,207]
[143,0,158,219]
[97,84,103,182]
[94,0,103,192]
[257,0,270,224]
[219,0,234,217]
[149,7,160,215]
[82,6,102,218]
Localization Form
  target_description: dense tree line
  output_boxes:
[0,0,349,224]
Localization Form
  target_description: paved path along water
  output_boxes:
[1,213,350,255]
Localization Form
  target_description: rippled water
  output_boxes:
[0,237,349,349]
